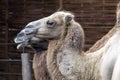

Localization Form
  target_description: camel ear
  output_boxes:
[64,14,74,23]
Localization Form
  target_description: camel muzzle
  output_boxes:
[15,26,37,43]
[14,18,50,50]
[14,21,42,49]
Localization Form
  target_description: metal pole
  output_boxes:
[21,53,32,80]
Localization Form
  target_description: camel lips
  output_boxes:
[15,29,38,49]
[17,41,29,49]
[16,36,42,49]
[15,32,31,49]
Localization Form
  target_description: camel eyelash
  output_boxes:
[47,20,56,27]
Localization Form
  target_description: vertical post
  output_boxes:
[22,0,32,79]
[21,53,32,80]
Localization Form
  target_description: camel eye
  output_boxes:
[47,20,56,28]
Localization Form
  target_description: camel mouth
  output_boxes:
[14,32,29,49]
[14,26,39,49]
[14,29,50,50]
[15,39,31,49]
[15,37,49,52]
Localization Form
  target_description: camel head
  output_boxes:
[33,11,84,51]
[35,11,75,39]
[14,17,50,50]
[14,11,74,47]
[14,11,84,51]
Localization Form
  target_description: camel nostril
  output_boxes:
[18,32,24,37]
[24,28,37,35]
[26,25,34,28]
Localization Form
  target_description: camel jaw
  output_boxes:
[15,36,41,49]
[15,36,49,52]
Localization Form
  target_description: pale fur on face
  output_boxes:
[35,11,74,39]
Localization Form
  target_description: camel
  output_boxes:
[14,3,120,80]
[30,11,110,80]
[32,10,120,80]
[31,20,116,80]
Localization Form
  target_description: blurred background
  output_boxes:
[0,0,119,80]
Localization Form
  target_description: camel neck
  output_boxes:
[47,39,103,80]
[46,40,66,80]
[46,32,84,79]
[46,22,85,79]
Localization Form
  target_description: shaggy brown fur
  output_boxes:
[45,19,105,80]
[46,22,84,80]
[33,51,51,80]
